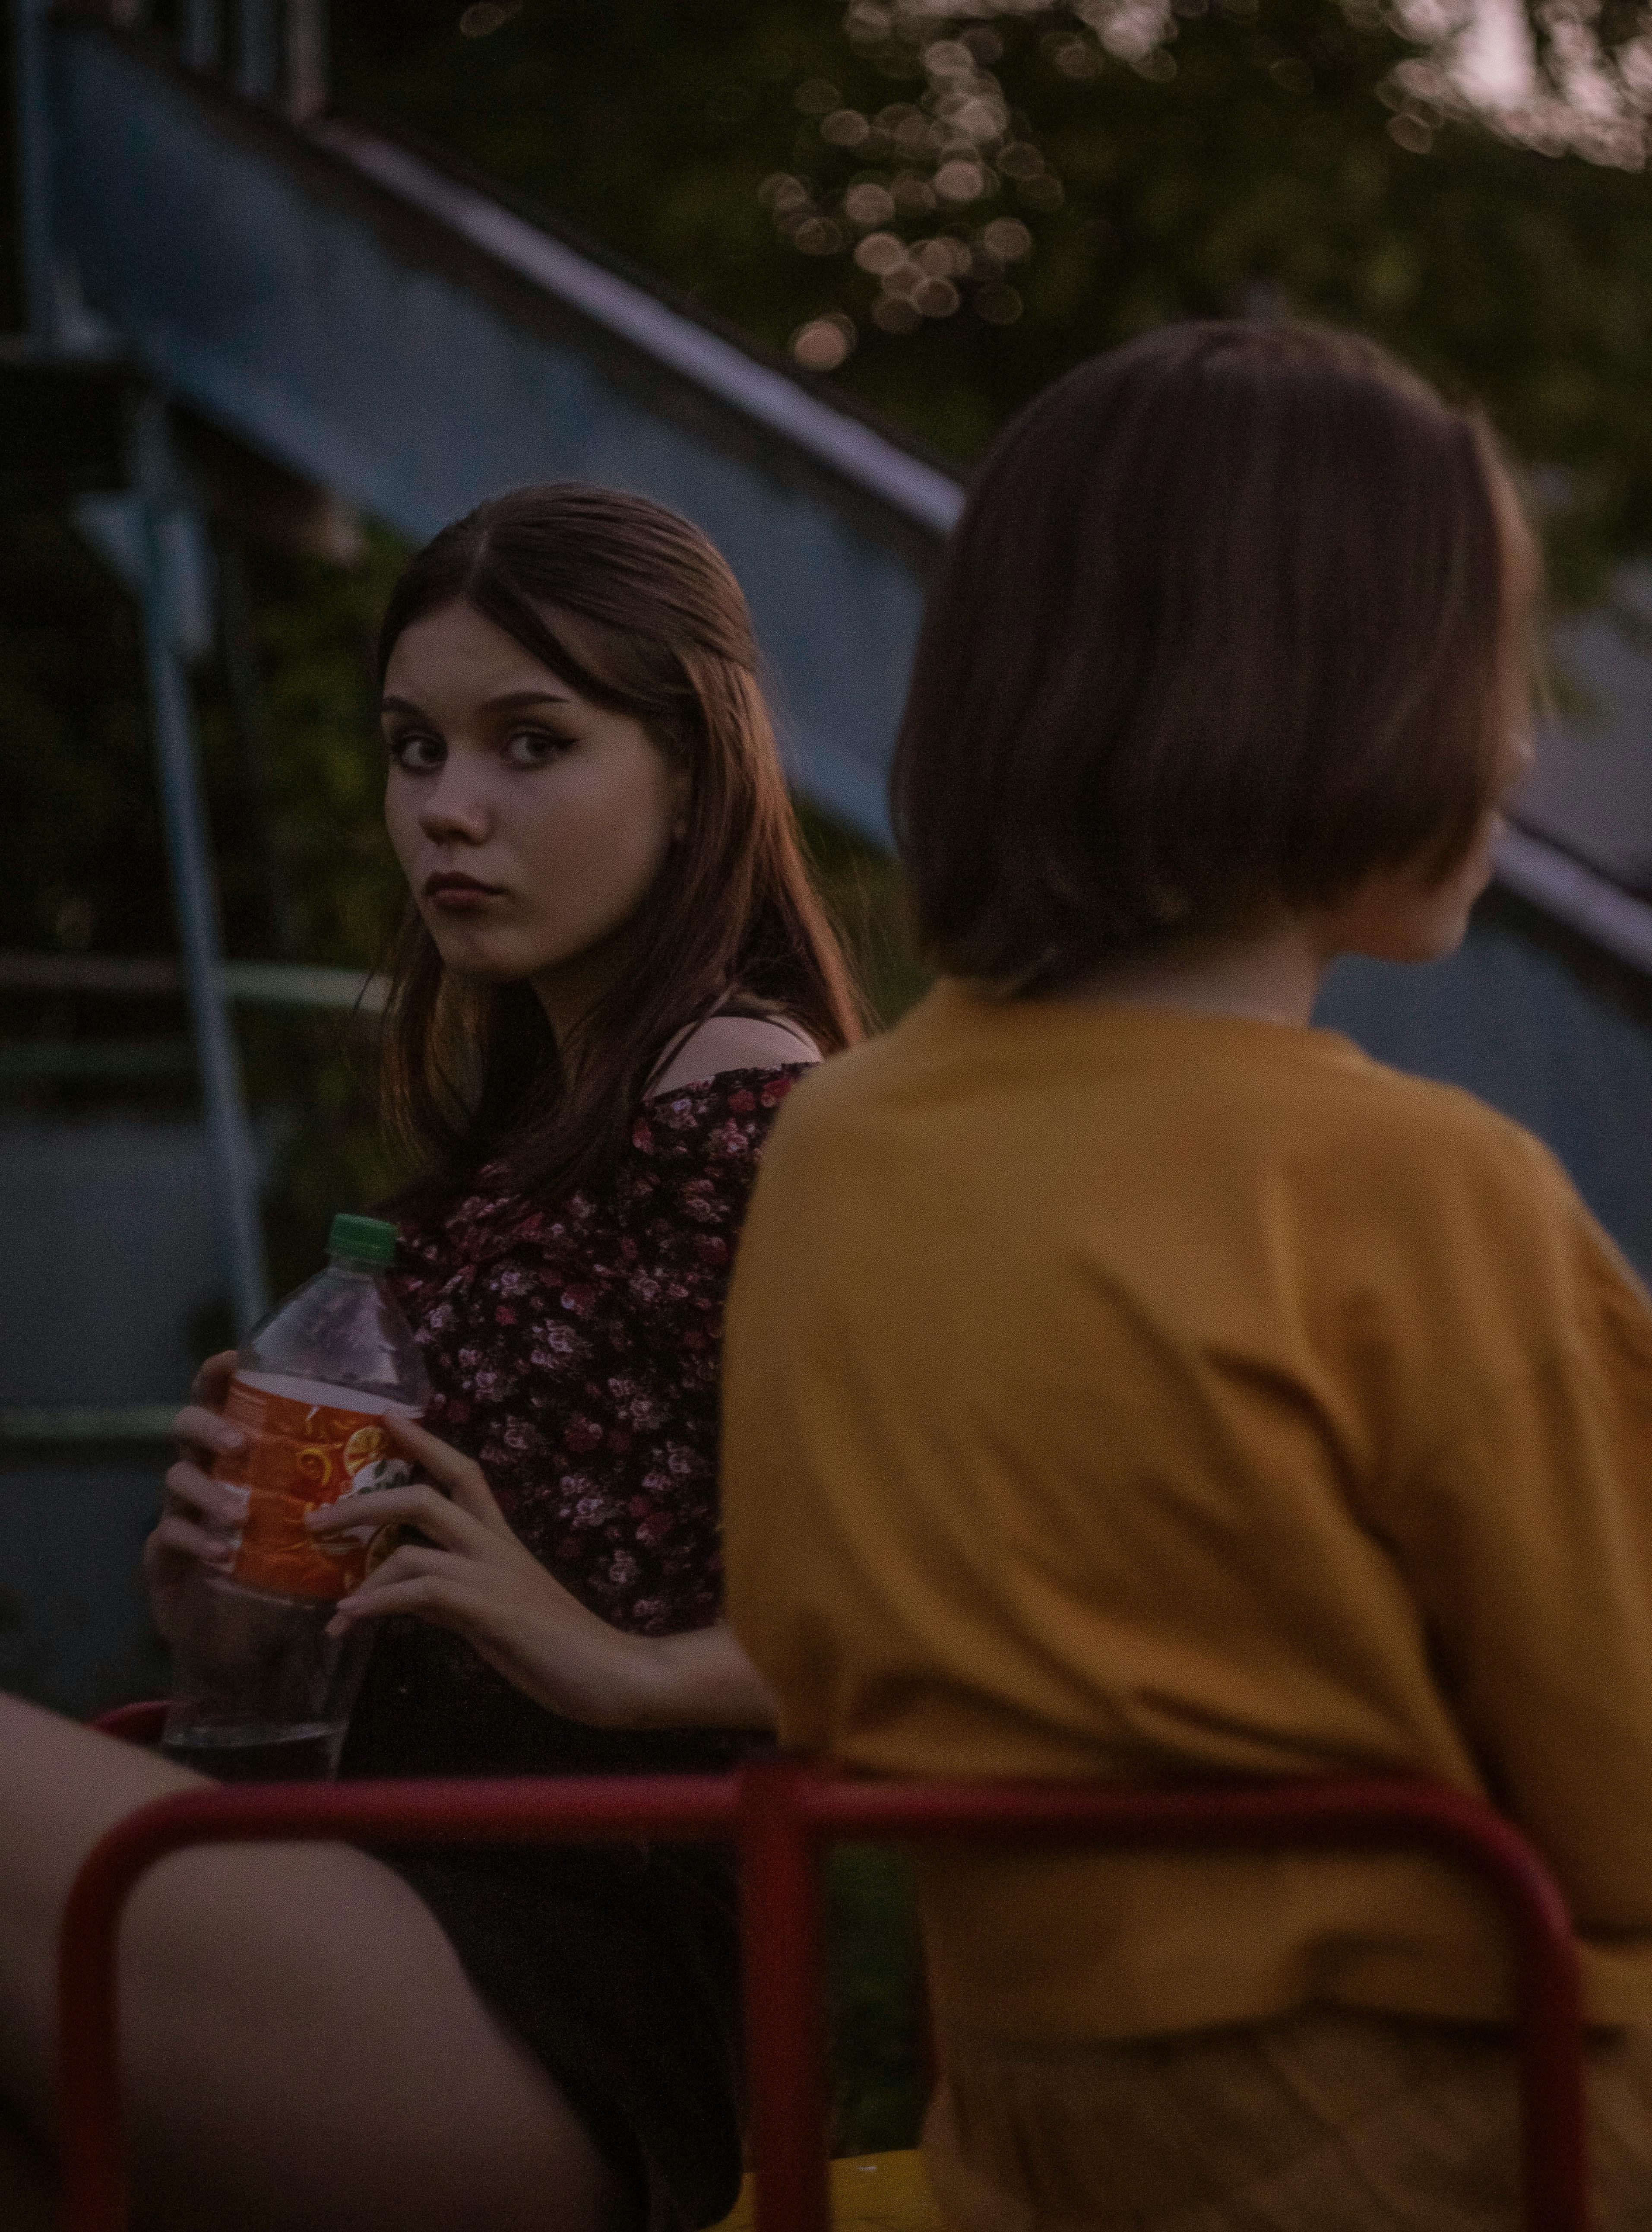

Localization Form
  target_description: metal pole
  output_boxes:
[284,0,326,120]
[182,0,221,73]
[133,404,269,1335]
[13,0,54,339]
[235,0,277,101]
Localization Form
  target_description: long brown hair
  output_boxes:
[892,319,1536,986]
[377,484,861,1205]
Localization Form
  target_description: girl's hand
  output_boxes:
[307,1417,775,1731]
[144,1350,249,1650]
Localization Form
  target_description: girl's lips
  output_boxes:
[424,874,503,907]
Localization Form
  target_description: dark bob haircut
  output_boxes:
[892,319,1535,986]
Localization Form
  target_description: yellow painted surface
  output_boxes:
[713,2149,948,2230]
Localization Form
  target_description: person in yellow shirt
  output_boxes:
[721,319,1652,2229]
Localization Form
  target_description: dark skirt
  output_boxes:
[379,1838,743,2232]
[341,1624,753,2231]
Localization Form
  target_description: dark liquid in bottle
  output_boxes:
[160,1723,340,1783]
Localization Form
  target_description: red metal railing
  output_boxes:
[62,1735,1588,2232]
[87,1700,169,1747]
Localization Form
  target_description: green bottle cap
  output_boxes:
[327,1213,397,1267]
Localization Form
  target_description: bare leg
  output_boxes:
[0,1696,626,2232]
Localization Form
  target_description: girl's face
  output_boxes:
[382,600,687,1028]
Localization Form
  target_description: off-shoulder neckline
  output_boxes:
[637,1060,818,1109]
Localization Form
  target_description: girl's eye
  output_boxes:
[504,729,574,768]
[387,731,445,773]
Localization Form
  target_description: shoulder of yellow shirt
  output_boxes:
[785,1005,1570,1198]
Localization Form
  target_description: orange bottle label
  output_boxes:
[211,1375,415,1601]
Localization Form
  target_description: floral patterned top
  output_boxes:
[339,1065,808,1782]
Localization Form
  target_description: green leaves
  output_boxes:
[332,0,1652,600]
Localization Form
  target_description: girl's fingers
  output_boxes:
[382,1417,509,1528]
[147,1511,236,1570]
[326,1571,479,1638]
[163,1459,250,1528]
[305,1481,489,1552]
[190,1349,240,1407]
[344,1541,450,1594]
[171,1404,247,1461]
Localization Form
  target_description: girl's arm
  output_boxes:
[307,1416,779,1732]
[624,1620,779,1731]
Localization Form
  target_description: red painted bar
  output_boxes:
[87,1701,169,1748]
[61,1734,1587,2232]
[740,1757,832,2232]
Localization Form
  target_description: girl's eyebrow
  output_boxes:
[379,689,576,717]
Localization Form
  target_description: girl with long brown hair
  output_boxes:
[0,485,859,2232]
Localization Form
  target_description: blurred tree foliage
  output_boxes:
[0,511,158,962]
[0,510,414,1294]
[335,0,1652,605]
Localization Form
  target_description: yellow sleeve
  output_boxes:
[1370,1184,1652,1931]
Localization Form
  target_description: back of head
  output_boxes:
[893,319,1534,986]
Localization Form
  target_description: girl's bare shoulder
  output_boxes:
[647,1015,821,1097]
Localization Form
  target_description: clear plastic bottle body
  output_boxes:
[241,1256,435,1409]
[161,1222,431,1780]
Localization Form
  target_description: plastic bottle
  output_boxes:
[161,1214,433,1781]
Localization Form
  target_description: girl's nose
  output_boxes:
[418,767,491,843]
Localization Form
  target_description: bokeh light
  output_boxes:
[790,312,858,369]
